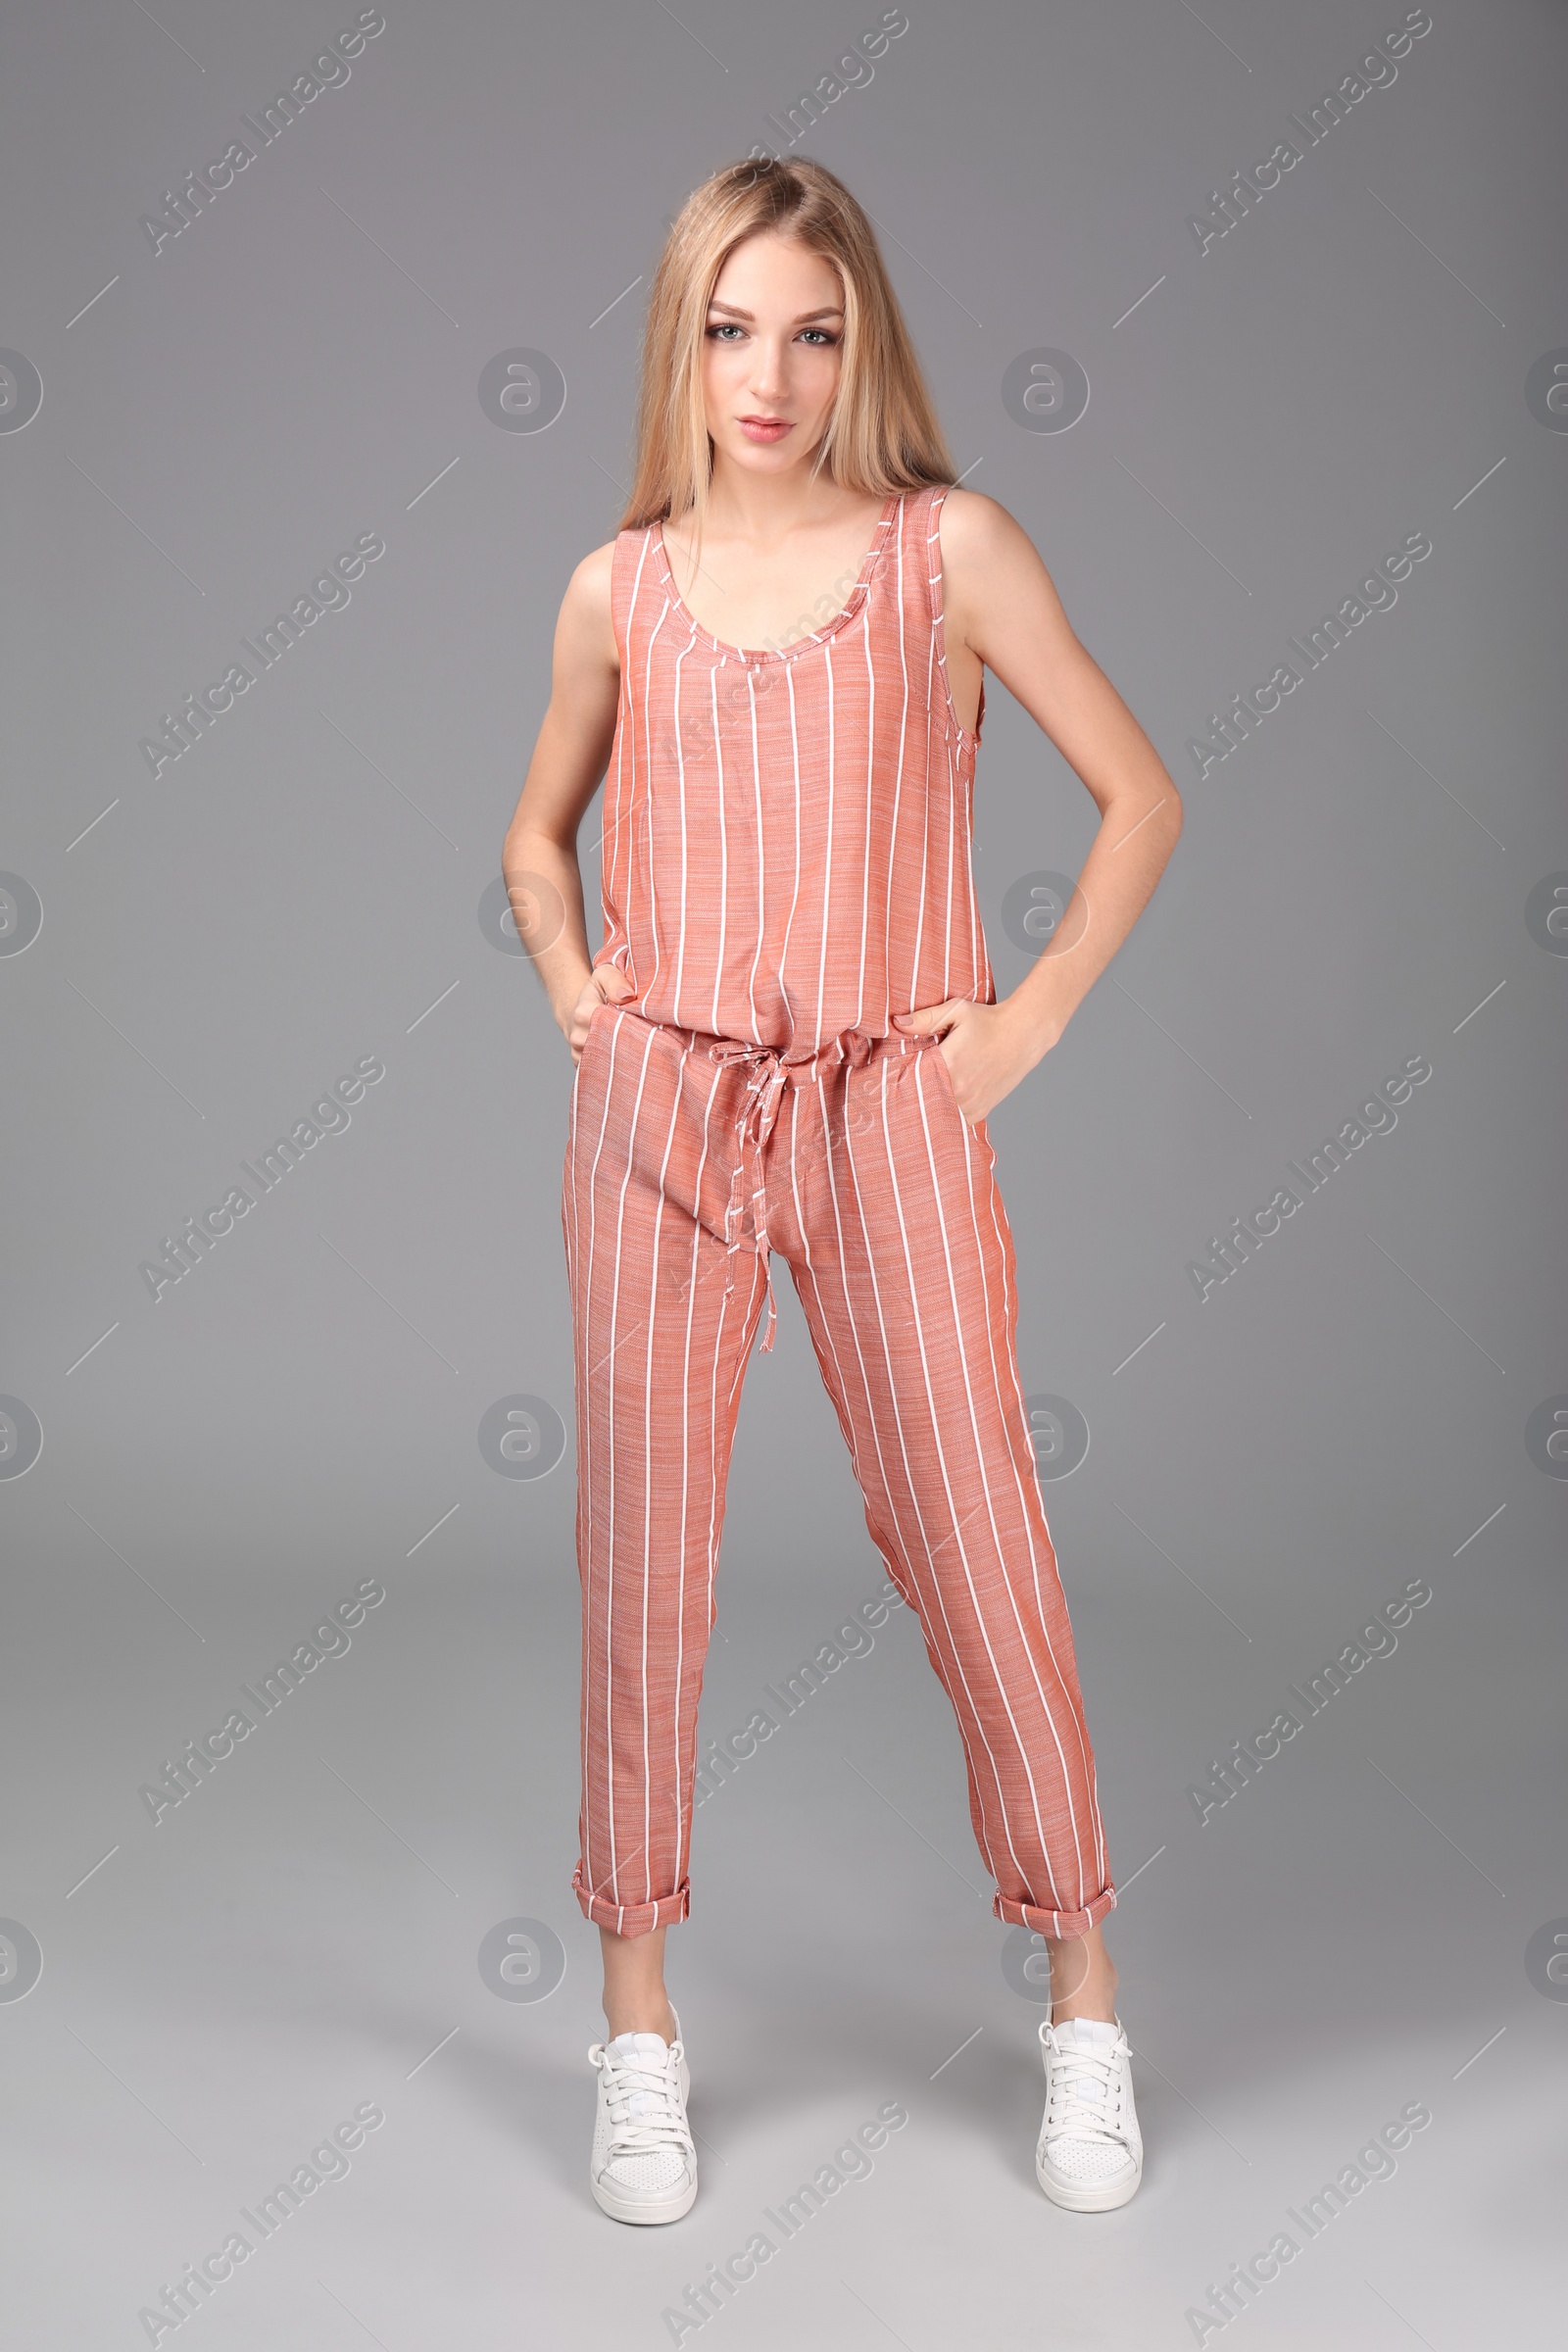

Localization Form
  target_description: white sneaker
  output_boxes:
[1035,2014,1143,2211]
[587,2006,697,2225]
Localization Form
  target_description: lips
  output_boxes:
[739,416,792,440]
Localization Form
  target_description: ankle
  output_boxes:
[1051,1972,1118,2027]
[603,1996,677,2044]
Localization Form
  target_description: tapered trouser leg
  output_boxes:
[563,1006,1116,1939]
[563,1005,771,1935]
[778,1034,1116,1939]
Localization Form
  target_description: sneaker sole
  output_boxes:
[590,2050,696,2225]
[1035,2147,1143,2212]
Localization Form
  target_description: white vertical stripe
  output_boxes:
[811,626,837,1046]
[707,661,728,1039]
[779,662,805,1037]
[667,629,697,1028]
[743,665,766,1039]
[885,496,913,1022]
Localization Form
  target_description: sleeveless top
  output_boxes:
[592,479,995,1057]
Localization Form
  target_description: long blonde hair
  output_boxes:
[618,157,956,561]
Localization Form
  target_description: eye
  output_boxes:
[706,322,745,341]
[799,328,840,347]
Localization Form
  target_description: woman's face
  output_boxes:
[700,230,846,481]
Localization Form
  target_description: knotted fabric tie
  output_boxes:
[708,1028,878,1351]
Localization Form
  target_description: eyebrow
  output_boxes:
[706,301,845,322]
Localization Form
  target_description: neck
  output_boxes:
[688,453,858,543]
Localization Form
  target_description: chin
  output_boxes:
[716,434,815,474]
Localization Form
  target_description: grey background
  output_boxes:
[2,0,1563,2344]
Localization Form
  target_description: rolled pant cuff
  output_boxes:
[573,1868,690,1937]
[994,1882,1117,1938]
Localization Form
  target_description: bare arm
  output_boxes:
[500,540,629,1063]
[912,489,1183,1111]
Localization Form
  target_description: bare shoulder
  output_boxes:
[556,535,619,674]
[563,537,617,625]
[936,487,1068,651]
[937,486,1047,581]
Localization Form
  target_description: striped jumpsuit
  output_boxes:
[563,480,1116,1941]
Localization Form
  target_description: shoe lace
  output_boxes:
[589,2040,694,2158]
[1043,2031,1129,2145]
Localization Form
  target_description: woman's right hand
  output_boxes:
[565,964,637,1065]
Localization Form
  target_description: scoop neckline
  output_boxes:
[653,492,904,664]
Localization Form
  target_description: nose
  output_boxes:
[748,339,793,403]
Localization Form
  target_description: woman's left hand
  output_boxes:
[892,997,1061,1124]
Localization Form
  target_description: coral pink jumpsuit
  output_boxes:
[563,481,1116,1941]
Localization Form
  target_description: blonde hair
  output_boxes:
[618,156,956,557]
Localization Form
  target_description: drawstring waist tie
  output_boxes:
[707,1027,885,1352]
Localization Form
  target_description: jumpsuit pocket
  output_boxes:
[920,1031,986,1134]
[921,1033,961,1111]
[582,997,620,1054]
[568,1001,613,1110]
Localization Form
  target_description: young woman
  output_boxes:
[503,156,1182,2227]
